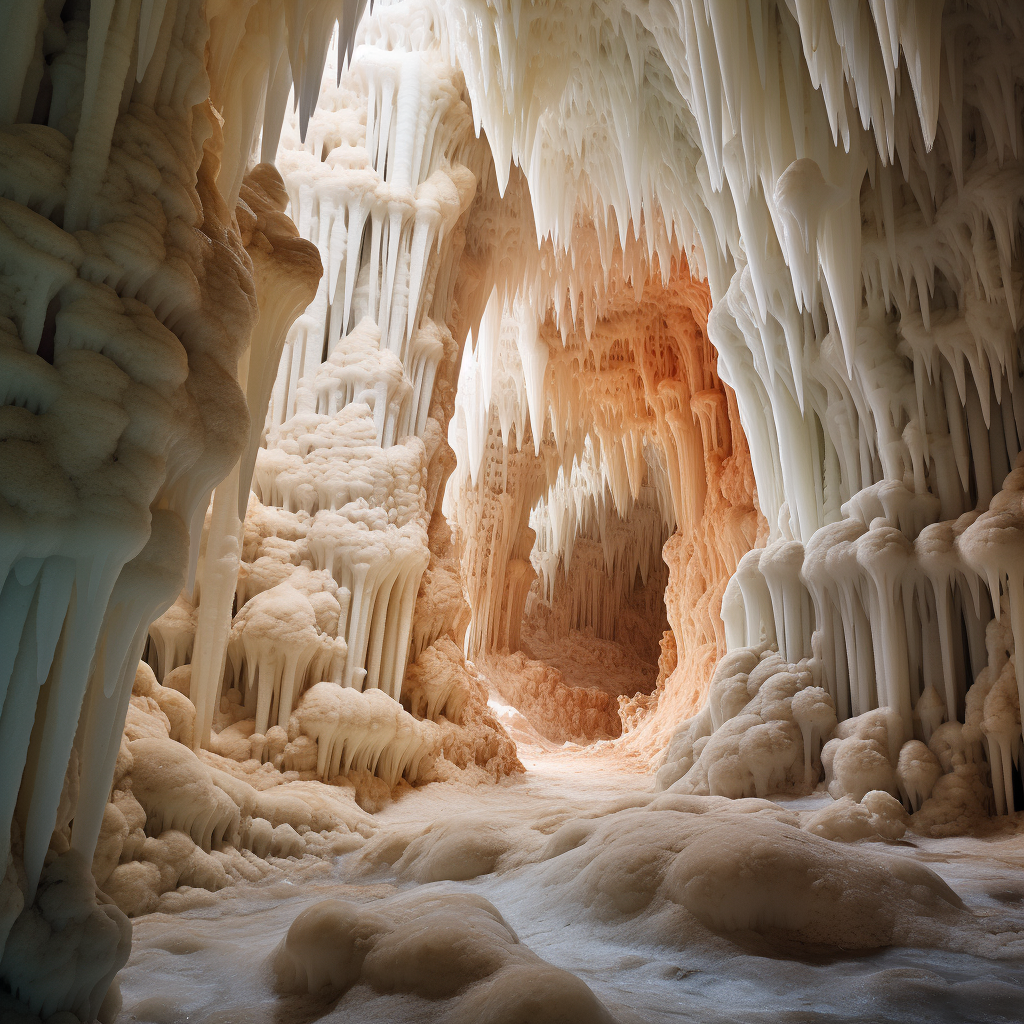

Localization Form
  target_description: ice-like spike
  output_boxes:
[35,557,75,687]
[899,0,944,151]
[80,0,115,131]
[0,570,37,709]
[262,50,293,164]
[136,0,169,82]
[22,553,123,901]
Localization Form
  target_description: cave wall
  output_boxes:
[0,0,363,1014]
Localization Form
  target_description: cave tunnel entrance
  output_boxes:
[467,453,672,748]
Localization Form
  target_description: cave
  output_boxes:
[2,1,1024,1022]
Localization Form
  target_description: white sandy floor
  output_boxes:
[115,744,1024,1024]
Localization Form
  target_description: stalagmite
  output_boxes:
[657,645,836,798]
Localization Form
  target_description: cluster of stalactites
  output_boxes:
[675,2,1024,547]
[251,401,431,697]
[713,266,1024,549]
[540,281,729,544]
[434,0,1024,538]
[448,271,719,548]
[532,441,669,595]
[291,315,455,448]
[691,3,1024,818]
[147,492,436,778]
[447,300,551,484]
[445,298,666,658]
[443,237,751,693]
[453,155,710,382]
[181,0,482,766]
[268,0,483,430]
[444,337,548,656]
[529,442,670,644]
[438,0,706,279]
[3,0,369,228]
[444,300,678,660]
[211,0,371,206]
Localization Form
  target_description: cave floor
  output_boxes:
[115,743,1024,1024]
